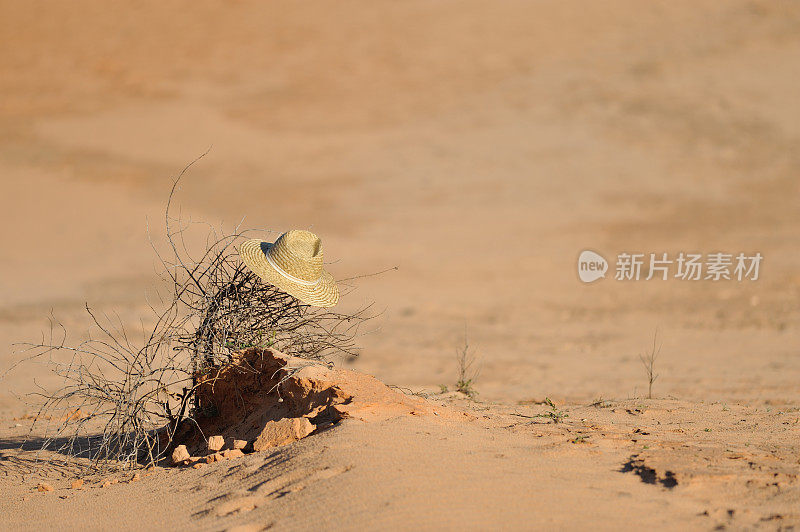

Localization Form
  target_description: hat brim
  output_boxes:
[238,239,339,308]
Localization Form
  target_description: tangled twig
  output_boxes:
[12,159,375,472]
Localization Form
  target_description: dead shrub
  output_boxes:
[12,160,374,471]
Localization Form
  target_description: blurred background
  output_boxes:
[1,0,798,411]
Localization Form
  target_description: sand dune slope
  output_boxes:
[2,387,798,530]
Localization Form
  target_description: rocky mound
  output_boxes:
[170,347,433,464]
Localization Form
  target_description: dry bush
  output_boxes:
[13,160,373,472]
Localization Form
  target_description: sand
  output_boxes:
[1,0,799,530]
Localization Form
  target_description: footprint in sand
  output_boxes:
[248,465,351,500]
[214,495,261,517]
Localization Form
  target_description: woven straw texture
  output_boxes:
[238,230,339,307]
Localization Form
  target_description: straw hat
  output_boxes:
[238,230,339,307]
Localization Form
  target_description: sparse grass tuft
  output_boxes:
[453,327,479,399]
[639,330,661,400]
[590,398,613,408]
[536,397,568,423]
[513,397,569,424]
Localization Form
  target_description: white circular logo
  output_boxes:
[577,250,608,283]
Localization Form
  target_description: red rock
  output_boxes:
[205,452,223,463]
[221,449,244,460]
[70,479,84,490]
[252,417,314,452]
[207,435,225,452]
[171,444,190,465]
[173,348,443,454]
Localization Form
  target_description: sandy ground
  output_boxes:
[1,0,799,530]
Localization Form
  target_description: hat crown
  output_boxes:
[268,230,323,282]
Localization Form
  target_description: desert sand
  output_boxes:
[1,1,799,530]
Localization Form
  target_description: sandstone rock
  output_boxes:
[252,417,314,452]
[174,348,441,453]
[207,435,225,452]
[205,452,223,463]
[171,444,190,465]
[221,449,244,460]
[37,482,53,492]
[70,479,84,490]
